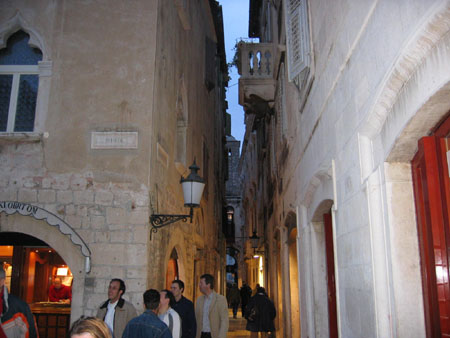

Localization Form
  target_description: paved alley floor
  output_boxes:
[227,309,250,337]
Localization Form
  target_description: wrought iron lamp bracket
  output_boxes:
[149,207,193,239]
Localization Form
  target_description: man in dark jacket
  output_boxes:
[0,267,38,338]
[245,287,276,337]
[239,283,251,318]
[171,279,196,338]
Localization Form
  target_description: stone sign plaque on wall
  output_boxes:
[91,131,138,149]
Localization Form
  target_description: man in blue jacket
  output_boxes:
[122,289,171,338]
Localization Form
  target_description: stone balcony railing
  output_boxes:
[238,42,276,108]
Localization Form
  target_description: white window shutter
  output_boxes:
[284,0,310,82]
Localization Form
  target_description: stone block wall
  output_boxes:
[0,142,150,314]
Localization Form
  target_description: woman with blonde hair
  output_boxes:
[68,316,112,338]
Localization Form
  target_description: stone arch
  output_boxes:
[309,199,335,338]
[359,3,450,177]
[0,12,50,60]
[0,210,88,322]
[0,11,53,133]
[302,166,334,223]
[163,243,186,290]
[284,210,297,233]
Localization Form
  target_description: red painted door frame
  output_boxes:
[412,122,450,336]
[324,212,338,338]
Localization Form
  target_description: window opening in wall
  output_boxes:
[0,30,42,132]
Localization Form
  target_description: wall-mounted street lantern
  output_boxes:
[249,231,260,249]
[149,160,205,237]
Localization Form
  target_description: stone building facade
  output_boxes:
[0,0,228,324]
[238,0,450,337]
[224,134,246,286]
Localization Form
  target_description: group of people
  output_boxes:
[227,282,276,338]
[0,265,274,338]
[72,273,229,338]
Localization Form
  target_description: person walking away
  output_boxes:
[228,284,240,318]
[122,289,171,338]
[239,283,251,318]
[244,287,276,338]
[158,289,181,338]
[0,267,38,338]
[96,278,137,338]
[195,274,229,338]
[171,279,196,338]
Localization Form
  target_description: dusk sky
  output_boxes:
[220,0,250,151]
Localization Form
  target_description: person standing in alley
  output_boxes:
[195,274,229,338]
[158,289,181,338]
[245,287,276,338]
[96,278,137,338]
[122,289,171,338]
[239,282,251,318]
[171,279,196,338]
[228,283,240,319]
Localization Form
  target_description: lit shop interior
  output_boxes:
[1,232,72,338]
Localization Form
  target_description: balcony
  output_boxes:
[238,42,276,110]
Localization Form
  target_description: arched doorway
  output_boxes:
[0,202,90,325]
[166,248,179,289]
[274,230,284,337]
[286,212,300,338]
[310,199,337,338]
[0,232,73,338]
[226,246,239,286]
[412,113,450,337]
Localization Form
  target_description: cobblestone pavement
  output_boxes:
[227,309,250,337]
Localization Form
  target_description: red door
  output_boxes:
[324,212,338,338]
[412,132,450,337]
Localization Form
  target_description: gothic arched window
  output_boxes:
[0,30,42,132]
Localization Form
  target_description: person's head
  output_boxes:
[170,280,184,300]
[257,286,265,294]
[159,289,175,309]
[143,289,161,311]
[69,316,112,338]
[53,277,62,289]
[0,266,5,288]
[199,274,214,295]
[108,279,125,303]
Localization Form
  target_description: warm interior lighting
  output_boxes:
[56,267,68,276]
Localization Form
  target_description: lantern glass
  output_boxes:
[182,180,205,207]
[250,232,259,249]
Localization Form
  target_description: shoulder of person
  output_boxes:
[169,308,181,319]
[98,299,109,309]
